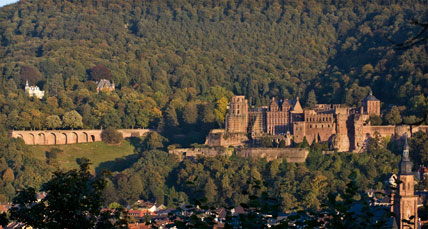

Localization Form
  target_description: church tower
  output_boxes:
[394,135,419,228]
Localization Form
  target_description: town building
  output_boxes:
[25,80,44,99]
[96,79,115,93]
[205,93,428,152]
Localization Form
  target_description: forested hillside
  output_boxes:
[0,0,427,211]
[0,0,427,141]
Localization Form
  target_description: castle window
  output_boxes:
[310,125,312,128]
[322,125,323,128]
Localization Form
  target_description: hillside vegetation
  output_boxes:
[0,0,426,146]
[0,0,427,211]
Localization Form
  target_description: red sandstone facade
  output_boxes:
[206,94,428,152]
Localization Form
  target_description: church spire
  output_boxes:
[400,134,413,175]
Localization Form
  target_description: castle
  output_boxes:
[25,80,44,99]
[206,93,428,152]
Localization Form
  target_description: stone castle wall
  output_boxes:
[10,129,151,145]
[237,148,308,163]
[169,147,308,163]
[205,129,248,146]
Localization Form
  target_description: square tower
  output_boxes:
[226,96,248,134]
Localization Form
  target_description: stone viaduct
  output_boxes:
[9,129,151,145]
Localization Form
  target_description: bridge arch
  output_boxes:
[69,132,78,144]
[29,133,35,145]
[56,133,67,144]
[81,132,88,143]
[38,133,46,145]
[47,133,56,145]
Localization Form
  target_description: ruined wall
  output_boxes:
[237,148,308,163]
[412,126,428,134]
[169,147,308,163]
[205,129,248,147]
[10,129,151,145]
[169,147,232,160]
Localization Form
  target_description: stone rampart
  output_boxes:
[169,147,308,163]
[237,148,308,163]
[9,129,151,145]
[169,147,232,160]
[205,129,248,146]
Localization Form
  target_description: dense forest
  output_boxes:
[0,0,427,215]
[0,0,427,141]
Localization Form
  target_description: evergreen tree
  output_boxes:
[306,90,317,108]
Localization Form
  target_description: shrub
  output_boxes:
[46,148,62,160]
[101,127,123,144]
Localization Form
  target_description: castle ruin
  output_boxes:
[206,93,428,152]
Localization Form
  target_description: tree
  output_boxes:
[403,115,422,125]
[143,132,166,150]
[164,105,179,127]
[214,97,229,127]
[204,177,217,204]
[410,131,428,167]
[101,127,123,144]
[368,114,382,125]
[62,110,83,129]
[88,64,111,81]
[2,168,14,182]
[260,137,273,148]
[384,106,402,125]
[182,102,198,125]
[9,162,126,228]
[45,115,62,130]
[19,66,42,86]
[306,90,317,108]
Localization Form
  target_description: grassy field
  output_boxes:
[29,140,139,173]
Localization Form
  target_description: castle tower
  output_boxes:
[333,108,350,152]
[226,96,248,134]
[363,92,380,116]
[394,135,418,228]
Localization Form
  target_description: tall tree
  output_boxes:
[88,64,111,81]
[62,110,83,129]
[384,106,402,125]
[45,115,62,130]
[306,90,317,108]
[9,162,126,228]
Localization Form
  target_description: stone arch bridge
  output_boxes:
[9,129,151,145]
